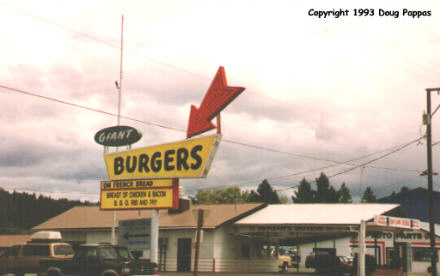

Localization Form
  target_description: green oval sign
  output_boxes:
[94,125,142,147]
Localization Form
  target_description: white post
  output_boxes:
[111,211,117,244]
[358,220,366,276]
[151,209,159,264]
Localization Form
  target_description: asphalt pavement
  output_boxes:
[160,272,319,276]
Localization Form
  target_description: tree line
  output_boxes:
[2,172,410,234]
[194,172,391,204]
[0,188,92,234]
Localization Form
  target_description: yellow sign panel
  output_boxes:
[101,179,174,190]
[104,134,221,179]
[100,179,179,210]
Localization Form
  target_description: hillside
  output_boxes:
[0,188,94,234]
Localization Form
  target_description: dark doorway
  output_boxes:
[177,238,192,272]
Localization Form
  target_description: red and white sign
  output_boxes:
[374,215,420,230]
[187,66,245,138]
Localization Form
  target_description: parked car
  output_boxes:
[39,243,157,276]
[351,253,377,276]
[337,256,353,274]
[305,252,316,268]
[0,231,73,276]
[312,248,355,275]
[278,248,300,272]
[278,248,292,272]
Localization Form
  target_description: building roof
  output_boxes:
[32,203,266,231]
[419,221,440,236]
[234,203,400,226]
[0,234,31,248]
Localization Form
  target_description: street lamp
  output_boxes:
[423,87,440,276]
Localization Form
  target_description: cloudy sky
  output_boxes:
[1,0,440,202]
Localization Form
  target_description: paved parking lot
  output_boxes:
[160,272,319,276]
[160,268,431,276]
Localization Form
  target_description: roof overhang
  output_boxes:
[231,203,402,240]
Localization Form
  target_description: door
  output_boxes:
[0,245,19,274]
[177,238,191,272]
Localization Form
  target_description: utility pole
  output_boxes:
[110,14,124,245]
[424,87,439,276]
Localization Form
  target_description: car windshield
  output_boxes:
[279,249,292,255]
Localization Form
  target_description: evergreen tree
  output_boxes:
[362,187,377,202]
[327,186,339,203]
[292,178,315,203]
[248,190,260,202]
[315,173,338,202]
[256,179,280,204]
[292,173,352,204]
[338,183,352,203]
[0,190,91,234]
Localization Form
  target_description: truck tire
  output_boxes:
[281,262,288,272]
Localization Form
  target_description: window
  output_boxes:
[99,247,118,260]
[22,245,50,256]
[256,243,277,258]
[241,244,250,258]
[6,246,20,257]
[412,247,440,262]
[54,245,74,256]
[86,248,97,260]
[116,247,133,259]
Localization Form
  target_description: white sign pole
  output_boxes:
[150,209,159,264]
[358,219,366,276]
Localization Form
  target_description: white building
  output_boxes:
[31,203,439,274]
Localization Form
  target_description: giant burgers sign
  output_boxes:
[95,66,245,210]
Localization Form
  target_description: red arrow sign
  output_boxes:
[187,66,245,138]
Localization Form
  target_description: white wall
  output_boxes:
[87,230,111,243]
[157,228,215,272]
[60,230,86,243]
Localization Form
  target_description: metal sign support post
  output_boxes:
[193,209,204,276]
[151,209,159,265]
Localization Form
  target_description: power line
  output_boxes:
[1,83,433,197]
[0,1,427,135]
[1,84,429,175]
[0,84,184,133]
[0,1,210,81]
[328,137,423,179]
[197,136,424,193]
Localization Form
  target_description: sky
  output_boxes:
[1,0,440,203]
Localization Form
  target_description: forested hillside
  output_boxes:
[0,188,93,234]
